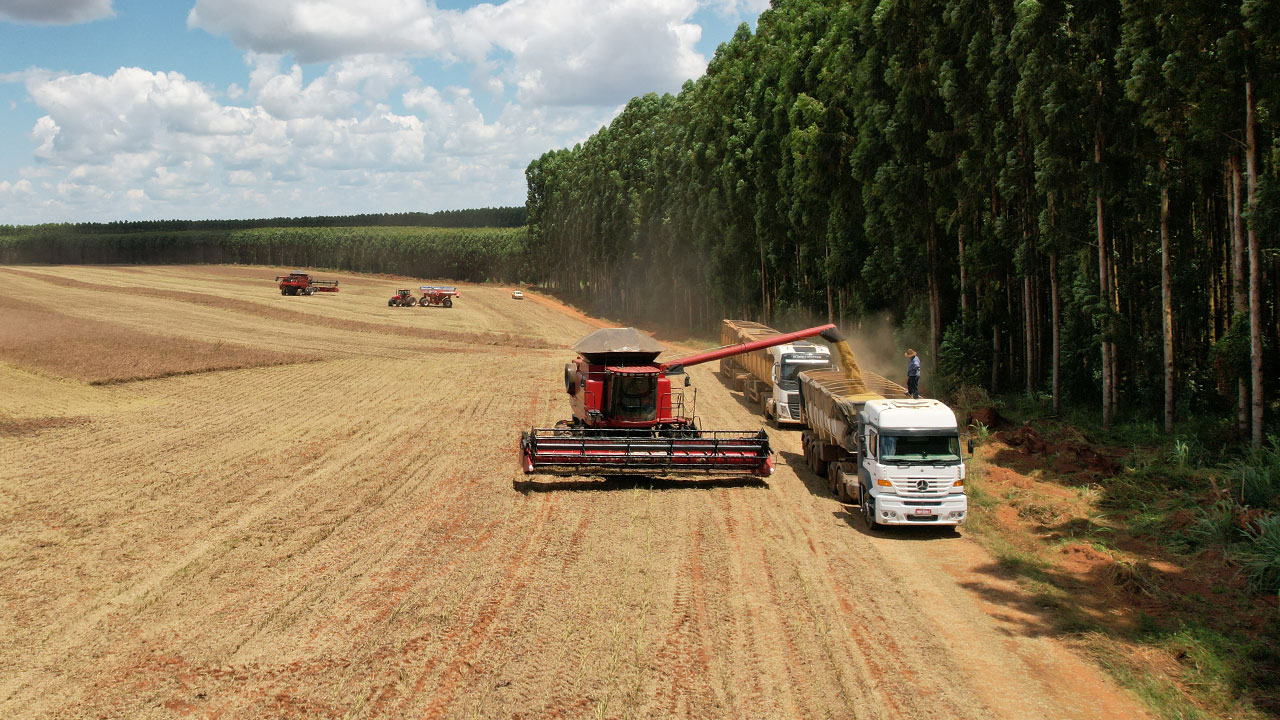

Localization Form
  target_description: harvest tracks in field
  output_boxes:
[0,265,1151,720]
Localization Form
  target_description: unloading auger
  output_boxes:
[518,323,850,477]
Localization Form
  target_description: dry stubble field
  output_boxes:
[1,265,1151,719]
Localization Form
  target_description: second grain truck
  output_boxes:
[718,320,837,425]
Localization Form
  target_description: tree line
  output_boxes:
[0,225,526,283]
[524,0,1280,441]
[0,207,526,237]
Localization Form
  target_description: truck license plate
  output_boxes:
[913,509,933,516]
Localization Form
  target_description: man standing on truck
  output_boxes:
[905,349,921,398]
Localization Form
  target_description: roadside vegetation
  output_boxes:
[954,388,1280,719]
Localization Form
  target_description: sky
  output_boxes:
[0,0,768,224]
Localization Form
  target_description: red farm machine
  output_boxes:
[519,323,850,478]
[388,289,417,306]
[418,286,459,308]
[276,272,339,296]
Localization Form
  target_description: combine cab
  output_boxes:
[276,272,339,296]
[418,286,459,308]
[519,324,851,478]
[388,289,417,307]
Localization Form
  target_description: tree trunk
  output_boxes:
[1160,155,1174,433]
[1096,131,1112,430]
[958,224,968,313]
[1024,273,1033,395]
[1051,251,1061,415]
[1246,79,1264,447]
[928,220,941,374]
[1230,151,1248,435]
[992,324,1000,393]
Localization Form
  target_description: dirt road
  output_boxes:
[0,266,1150,719]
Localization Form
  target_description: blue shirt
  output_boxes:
[907,355,921,377]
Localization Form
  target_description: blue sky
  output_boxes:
[0,0,766,223]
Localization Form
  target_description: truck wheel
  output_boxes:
[418,297,429,307]
[835,469,851,503]
[861,486,879,530]
[443,298,452,308]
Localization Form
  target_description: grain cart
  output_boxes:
[388,289,417,306]
[718,320,838,425]
[797,370,969,529]
[519,324,854,478]
[418,286,459,308]
[276,272,339,296]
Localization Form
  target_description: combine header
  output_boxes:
[418,286,459,308]
[519,323,850,478]
[276,272,339,296]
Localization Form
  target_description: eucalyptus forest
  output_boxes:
[523,0,1280,442]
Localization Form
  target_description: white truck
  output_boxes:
[798,370,968,529]
[718,320,837,425]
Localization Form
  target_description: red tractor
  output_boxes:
[519,323,848,477]
[388,289,417,307]
[276,272,339,296]
[418,286,459,308]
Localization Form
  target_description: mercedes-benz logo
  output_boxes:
[916,480,929,493]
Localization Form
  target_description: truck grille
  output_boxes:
[890,478,955,498]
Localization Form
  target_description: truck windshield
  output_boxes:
[880,435,961,464]
[779,360,832,389]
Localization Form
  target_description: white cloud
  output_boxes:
[0,0,113,24]
[3,64,617,222]
[699,0,770,17]
[189,0,706,107]
[188,0,448,64]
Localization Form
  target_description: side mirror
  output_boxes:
[684,374,692,387]
[967,438,975,454]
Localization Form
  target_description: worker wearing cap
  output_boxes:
[905,349,921,399]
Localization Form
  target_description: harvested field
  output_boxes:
[0,295,315,384]
[0,265,1151,719]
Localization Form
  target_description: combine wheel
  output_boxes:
[443,297,453,308]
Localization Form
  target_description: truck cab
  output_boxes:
[766,342,834,425]
[857,399,967,528]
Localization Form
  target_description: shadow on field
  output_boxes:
[512,474,769,493]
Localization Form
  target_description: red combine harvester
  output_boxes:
[418,286,459,308]
[519,323,848,477]
[276,272,339,296]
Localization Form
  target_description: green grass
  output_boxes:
[963,397,1280,719]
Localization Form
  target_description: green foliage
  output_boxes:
[1178,500,1240,552]
[1240,513,1280,596]
[522,0,1279,429]
[1221,437,1280,509]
